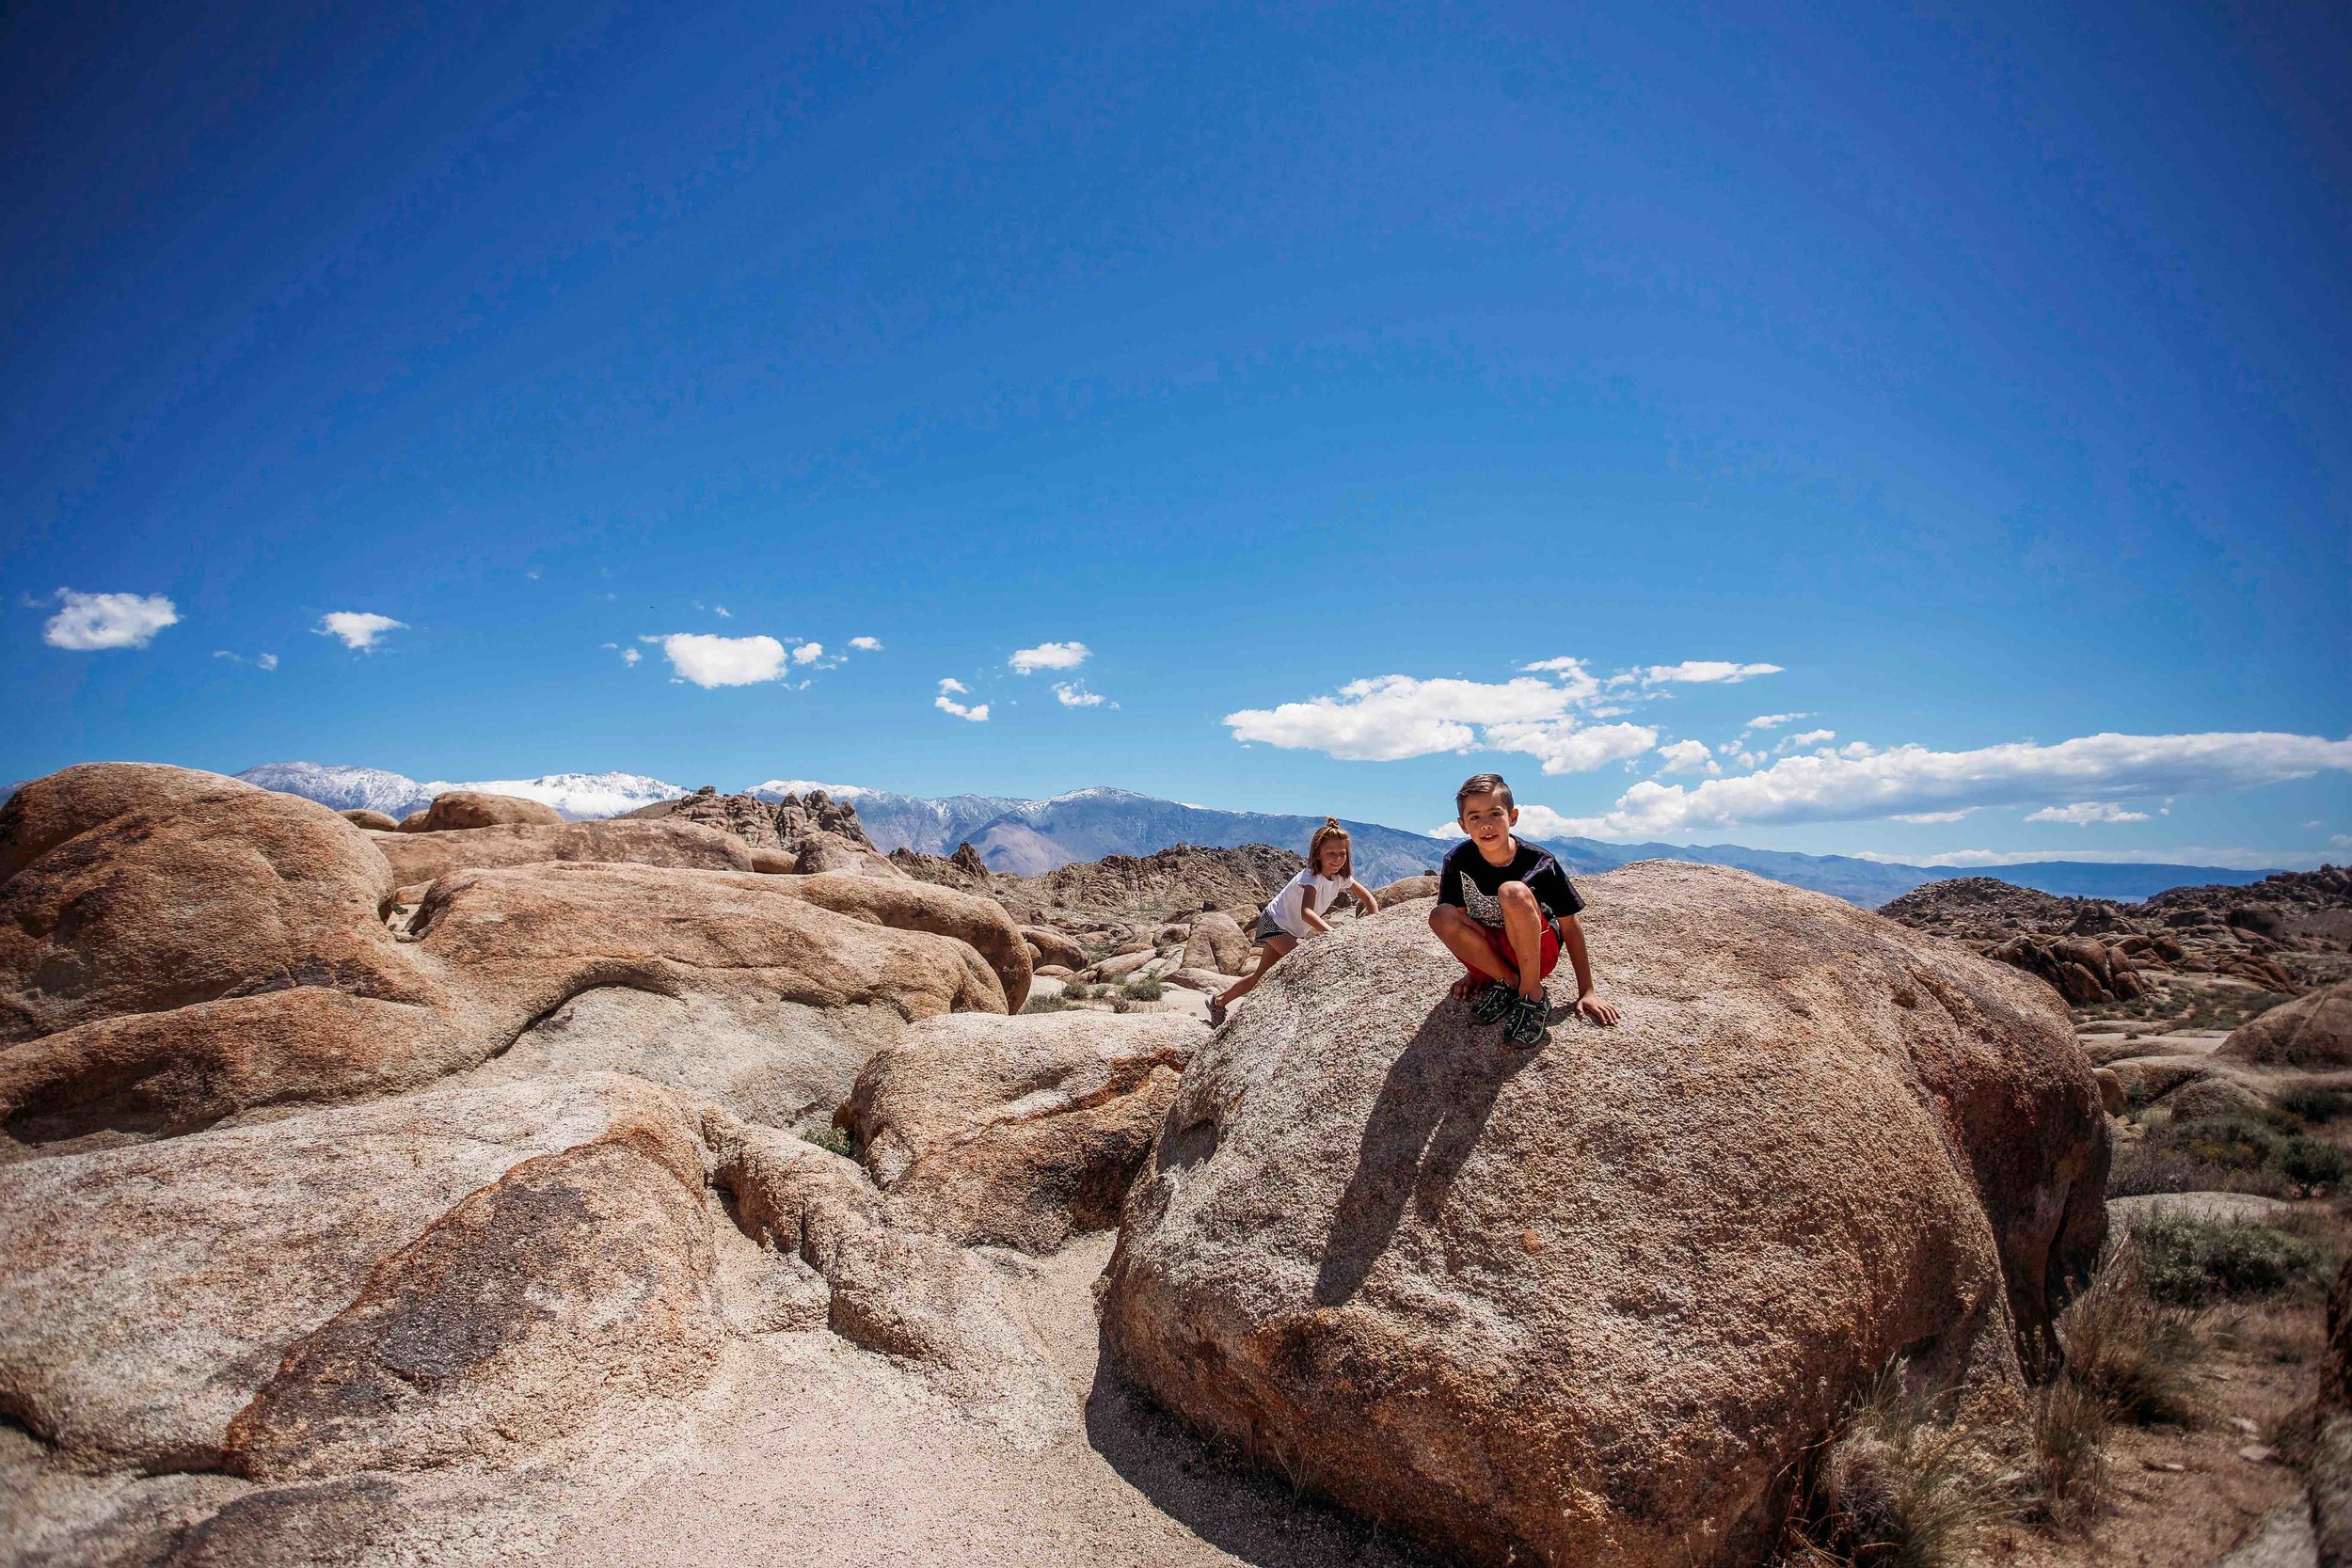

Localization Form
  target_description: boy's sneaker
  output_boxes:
[1503,995,1549,1049]
[1469,981,1516,1024]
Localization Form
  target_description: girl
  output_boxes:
[1207,818,1378,1026]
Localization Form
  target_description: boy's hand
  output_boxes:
[1575,990,1621,1027]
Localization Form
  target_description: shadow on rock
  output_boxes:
[1312,1000,1536,1307]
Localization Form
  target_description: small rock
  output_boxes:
[2237,1444,2277,1465]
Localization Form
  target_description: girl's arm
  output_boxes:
[1351,879,1379,914]
[1299,904,1332,936]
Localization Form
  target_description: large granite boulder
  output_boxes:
[1101,861,2108,1568]
[370,817,753,889]
[2219,980,2352,1067]
[839,1011,1198,1252]
[0,768,1006,1149]
[1180,911,1249,975]
[760,873,1033,1012]
[405,791,564,832]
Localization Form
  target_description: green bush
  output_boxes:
[799,1124,854,1159]
[1120,975,1165,1002]
[2278,1135,2348,1189]
[1061,979,1095,1000]
[2135,1212,2319,1306]
[1021,991,1073,1014]
[2278,1085,2351,1124]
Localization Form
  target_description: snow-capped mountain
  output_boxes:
[748,781,1032,858]
[234,763,685,822]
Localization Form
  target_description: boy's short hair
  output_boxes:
[1455,772,1514,814]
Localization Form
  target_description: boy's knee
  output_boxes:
[1500,880,1537,910]
[1428,904,1460,932]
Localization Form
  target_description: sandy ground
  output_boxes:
[548,1232,1442,1568]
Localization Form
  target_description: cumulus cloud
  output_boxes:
[1779,728,1836,752]
[648,632,787,687]
[316,611,405,651]
[1427,802,1596,842]
[792,642,826,666]
[1639,661,1784,687]
[1742,712,1812,733]
[621,647,641,667]
[935,678,989,721]
[44,589,179,650]
[1010,641,1089,673]
[1656,739,1719,775]
[1225,674,1586,763]
[258,653,278,672]
[2026,801,2153,825]
[1482,721,1661,775]
[1054,682,1106,707]
[849,636,882,652]
[1543,731,2352,839]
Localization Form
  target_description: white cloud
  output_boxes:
[1742,712,1812,733]
[650,632,787,687]
[1779,728,1836,752]
[1853,846,2332,871]
[1054,682,1105,707]
[2026,801,2153,825]
[1892,808,1976,824]
[1224,673,1597,763]
[1010,641,1090,673]
[1426,802,1597,842]
[257,653,278,672]
[935,678,989,722]
[316,611,405,651]
[792,642,825,666]
[1641,661,1783,686]
[621,647,642,667]
[849,636,882,652]
[2333,834,2352,850]
[1544,731,2352,839]
[1482,720,1661,775]
[714,606,731,618]
[44,589,179,650]
[1516,657,1603,706]
[1656,739,1719,775]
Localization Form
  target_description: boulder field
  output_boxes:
[1101,866,2109,1568]
[0,767,2113,1567]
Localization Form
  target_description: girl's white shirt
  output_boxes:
[1264,867,1351,941]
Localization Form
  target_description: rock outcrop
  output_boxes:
[1102,861,2108,1568]
[338,808,401,832]
[370,818,754,888]
[839,1011,1197,1252]
[2219,980,2352,1067]
[1179,910,1249,974]
[760,874,1033,1013]
[405,791,564,832]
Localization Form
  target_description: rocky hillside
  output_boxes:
[891,840,1305,923]
[1881,868,2350,1009]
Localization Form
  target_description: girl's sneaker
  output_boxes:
[1503,995,1549,1049]
[1470,981,1516,1024]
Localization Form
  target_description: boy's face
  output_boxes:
[1458,793,1518,852]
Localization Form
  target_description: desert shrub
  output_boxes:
[2166,1114,2281,1170]
[2278,1135,2349,1190]
[2106,1141,2291,1199]
[1792,1367,2011,1568]
[1061,979,1096,1000]
[1120,975,1165,1002]
[2277,1085,2350,1123]
[2057,1244,2199,1424]
[1021,992,1073,1015]
[2018,1375,2110,1526]
[1111,997,1135,1014]
[2135,1213,2319,1306]
[799,1124,854,1159]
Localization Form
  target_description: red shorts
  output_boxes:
[1463,920,1560,983]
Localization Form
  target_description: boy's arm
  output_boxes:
[1556,914,1621,1026]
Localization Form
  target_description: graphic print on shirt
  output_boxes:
[1459,876,1506,927]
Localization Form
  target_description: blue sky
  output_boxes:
[4,0,2345,867]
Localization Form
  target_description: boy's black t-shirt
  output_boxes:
[1436,838,1586,931]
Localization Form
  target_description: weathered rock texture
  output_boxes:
[338,808,401,832]
[759,874,1032,1012]
[0,768,1004,1149]
[1102,861,2109,1568]
[840,1011,1197,1252]
[406,791,564,832]
[2218,980,2352,1067]
[1180,911,1249,975]
[370,818,754,887]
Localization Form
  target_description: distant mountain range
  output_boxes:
[56,760,2273,906]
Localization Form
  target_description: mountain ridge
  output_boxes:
[211,760,2288,904]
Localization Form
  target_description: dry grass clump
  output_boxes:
[2056,1243,2200,1424]
[1020,991,1073,1014]
[1778,1369,2013,1567]
[1120,975,1165,1002]
[798,1123,855,1159]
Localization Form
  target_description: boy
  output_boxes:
[1428,772,1621,1047]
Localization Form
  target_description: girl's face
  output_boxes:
[1318,840,1349,877]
